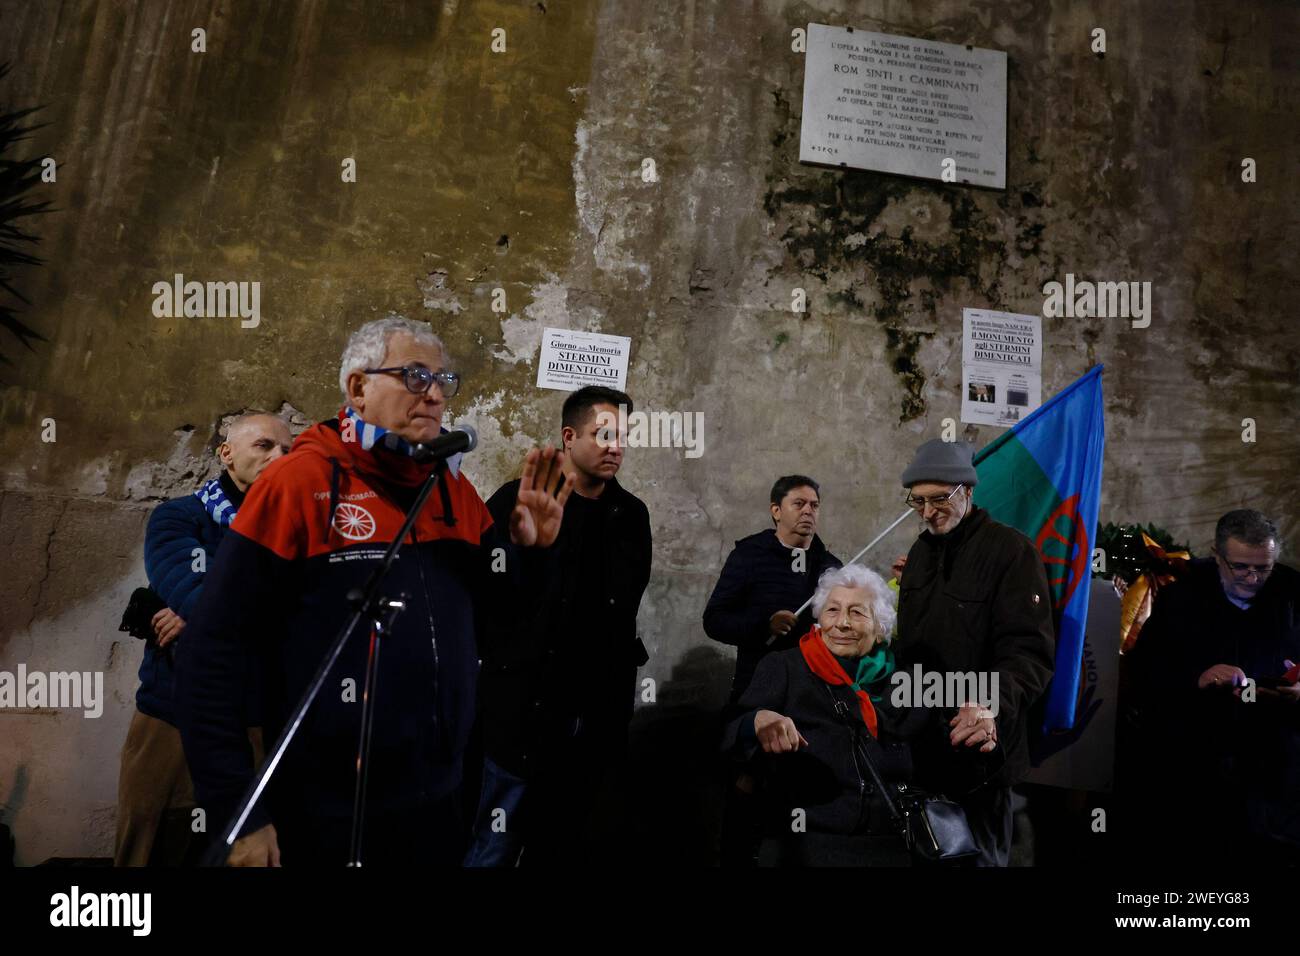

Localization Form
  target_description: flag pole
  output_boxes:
[790,508,914,618]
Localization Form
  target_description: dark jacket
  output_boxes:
[722,646,990,866]
[895,506,1055,786]
[476,476,652,776]
[704,530,841,704]
[176,416,542,837]
[1132,558,1300,849]
[139,476,238,725]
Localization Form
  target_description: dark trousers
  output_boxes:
[274,791,465,867]
[464,756,528,867]
[758,831,912,867]
[467,715,628,867]
[529,732,627,866]
[719,775,762,868]
[961,785,1013,867]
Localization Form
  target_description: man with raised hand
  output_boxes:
[178,315,570,866]
[467,385,652,867]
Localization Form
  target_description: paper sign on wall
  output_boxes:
[961,308,1041,427]
[536,328,631,392]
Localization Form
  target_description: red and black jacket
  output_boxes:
[176,413,537,837]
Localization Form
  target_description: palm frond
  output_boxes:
[0,61,54,367]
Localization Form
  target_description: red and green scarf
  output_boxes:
[798,627,895,738]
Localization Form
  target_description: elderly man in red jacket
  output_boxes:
[178,315,571,866]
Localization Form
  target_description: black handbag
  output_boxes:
[119,586,167,643]
[827,691,981,863]
[891,785,981,862]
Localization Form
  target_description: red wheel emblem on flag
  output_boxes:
[1036,494,1089,611]
[332,502,376,541]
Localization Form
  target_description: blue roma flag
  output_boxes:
[972,365,1105,730]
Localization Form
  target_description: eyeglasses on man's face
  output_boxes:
[904,484,965,512]
[364,365,461,398]
[1214,552,1274,580]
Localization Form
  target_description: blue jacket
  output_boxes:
[139,491,230,725]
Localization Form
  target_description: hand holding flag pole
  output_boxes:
[769,508,913,644]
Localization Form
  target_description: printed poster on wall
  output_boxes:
[961,308,1042,427]
[536,328,631,392]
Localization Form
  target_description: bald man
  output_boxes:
[115,412,291,866]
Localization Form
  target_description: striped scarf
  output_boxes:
[341,407,462,477]
[195,476,238,527]
[344,405,415,456]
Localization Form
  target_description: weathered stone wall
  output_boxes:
[1,0,1295,863]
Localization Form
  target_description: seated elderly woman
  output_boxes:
[722,563,990,867]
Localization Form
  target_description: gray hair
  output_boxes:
[810,564,897,644]
[338,315,448,402]
[1215,509,1279,553]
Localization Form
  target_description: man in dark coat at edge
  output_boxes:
[1129,508,1300,864]
[892,438,1055,867]
[704,475,841,866]
[466,385,652,867]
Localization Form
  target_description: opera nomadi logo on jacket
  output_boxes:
[314,490,381,541]
[152,273,261,328]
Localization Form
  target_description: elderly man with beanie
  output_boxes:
[892,438,1055,866]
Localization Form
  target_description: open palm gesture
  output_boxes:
[510,447,573,547]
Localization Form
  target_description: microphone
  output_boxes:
[408,423,477,463]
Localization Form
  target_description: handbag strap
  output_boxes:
[821,683,906,825]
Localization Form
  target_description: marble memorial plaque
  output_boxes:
[800,22,1007,189]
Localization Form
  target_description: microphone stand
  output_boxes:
[207,457,449,867]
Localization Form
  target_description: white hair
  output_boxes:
[338,315,448,402]
[810,564,897,644]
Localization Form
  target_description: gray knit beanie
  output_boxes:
[900,438,978,487]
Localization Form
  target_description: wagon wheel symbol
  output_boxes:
[1035,494,1089,611]
[333,502,376,540]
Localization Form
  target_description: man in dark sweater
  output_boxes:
[466,385,653,867]
[1131,509,1300,864]
[115,412,291,866]
[893,439,1055,867]
[703,475,841,865]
